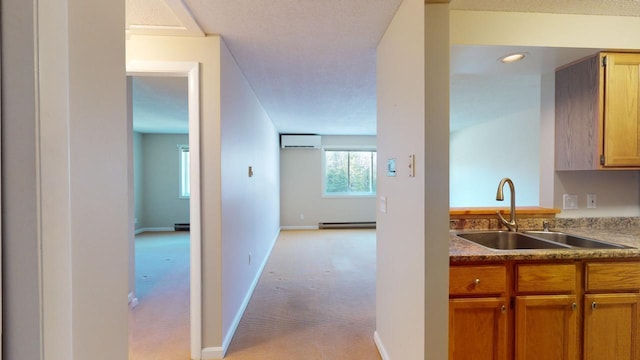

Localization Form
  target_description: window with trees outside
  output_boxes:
[324,150,377,196]
[179,144,190,198]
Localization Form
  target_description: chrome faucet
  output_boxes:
[496,177,518,232]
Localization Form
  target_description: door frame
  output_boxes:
[126,61,202,359]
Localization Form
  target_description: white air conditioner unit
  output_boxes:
[280,135,322,149]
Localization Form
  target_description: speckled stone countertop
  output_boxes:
[450,217,640,263]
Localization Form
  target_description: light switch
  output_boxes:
[408,154,415,177]
[379,196,387,213]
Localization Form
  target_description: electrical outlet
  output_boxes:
[563,194,578,210]
[587,194,597,209]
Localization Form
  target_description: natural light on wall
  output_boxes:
[450,74,541,207]
[179,144,190,198]
[324,150,377,196]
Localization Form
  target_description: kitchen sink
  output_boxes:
[456,231,571,250]
[456,230,632,250]
[524,231,631,249]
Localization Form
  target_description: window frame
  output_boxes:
[178,144,190,199]
[322,147,377,198]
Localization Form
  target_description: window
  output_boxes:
[179,145,190,198]
[324,150,377,195]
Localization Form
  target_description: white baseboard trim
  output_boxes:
[134,227,174,235]
[374,331,390,360]
[220,228,281,356]
[127,292,139,309]
[201,346,224,359]
[280,225,319,230]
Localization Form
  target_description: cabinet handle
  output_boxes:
[501,305,506,314]
[572,303,577,311]
[473,278,480,285]
[592,302,598,310]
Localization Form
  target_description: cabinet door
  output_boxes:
[584,293,640,360]
[603,53,640,167]
[515,295,578,360]
[449,298,508,360]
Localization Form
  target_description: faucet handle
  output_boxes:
[542,220,550,232]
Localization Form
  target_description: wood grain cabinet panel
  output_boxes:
[555,52,640,170]
[450,265,507,296]
[583,293,640,360]
[515,295,579,360]
[585,262,640,292]
[449,298,508,360]
[516,263,576,293]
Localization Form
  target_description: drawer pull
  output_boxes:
[474,278,480,285]
[501,305,506,314]
[572,303,577,311]
[592,302,598,310]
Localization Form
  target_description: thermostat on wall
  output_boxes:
[387,158,397,177]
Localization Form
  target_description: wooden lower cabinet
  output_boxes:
[449,298,508,360]
[450,260,640,360]
[583,293,640,360]
[515,295,579,360]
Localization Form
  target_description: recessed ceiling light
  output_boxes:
[499,53,527,63]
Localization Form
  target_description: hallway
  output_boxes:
[225,229,379,360]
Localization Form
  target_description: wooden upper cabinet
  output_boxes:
[555,52,640,170]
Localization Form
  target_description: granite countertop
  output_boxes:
[450,226,640,263]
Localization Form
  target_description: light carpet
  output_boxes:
[225,229,380,360]
[129,231,190,360]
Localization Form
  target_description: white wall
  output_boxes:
[450,78,540,206]
[137,133,190,229]
[127,34,225,352]
[554,171,640,217]
[375,1,449,359]
[280,135,376,228]
[127,35,281,357]
[451,10,640,217]
[133,131,144,229]
[219,38,281,351]
[2,0,42,357]
[3,0,129,358]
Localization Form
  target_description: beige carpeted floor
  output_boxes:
[129,231,191,360]
[225,229,380,360]
[129,229,379,360]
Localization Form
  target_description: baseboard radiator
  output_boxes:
[174,223,190,231]
[318,221,376,229]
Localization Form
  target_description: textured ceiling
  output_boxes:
[127,0,640,135]
[451,0,640,16]
[131,76,188,134]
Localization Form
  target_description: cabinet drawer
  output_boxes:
[450,265,506,296]
[516,263,576,293]
[585,262,640,292]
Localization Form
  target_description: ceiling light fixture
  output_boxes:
[499,53,527,64]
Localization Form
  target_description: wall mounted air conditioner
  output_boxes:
[280,135,322,149]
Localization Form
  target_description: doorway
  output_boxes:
[127,61,201,359]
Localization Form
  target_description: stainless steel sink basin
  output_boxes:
[456,231,571,250]
[524,231,630,249]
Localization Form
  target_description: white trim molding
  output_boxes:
[221,229,280,355]
[201,347,224,359]
[134,227,174,235]
[126,60,202,360]
[280,226,319,231]
[373,331,390,360]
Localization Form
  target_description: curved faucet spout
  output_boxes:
[496,177,518,232]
